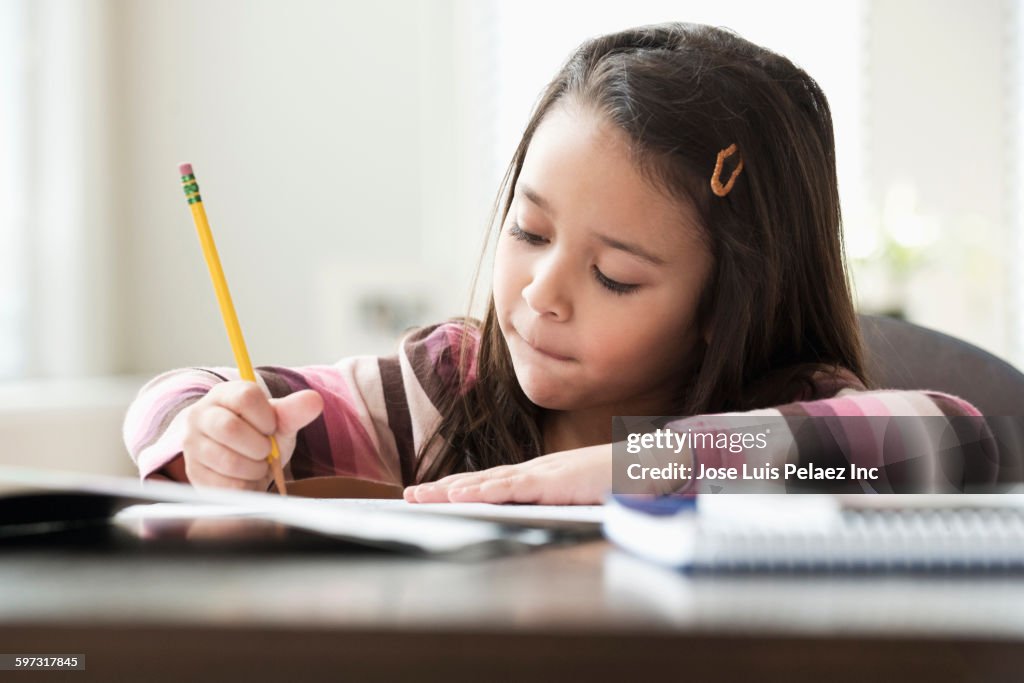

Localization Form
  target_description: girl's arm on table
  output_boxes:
[404,388,998,504]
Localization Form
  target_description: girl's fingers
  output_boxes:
[403,446,610,505]
[404,464,523,502]
[269,390,324,436]
[404,482,456,503]
[207,381,277,436]
[404,477,482,502]
[197,438,270,481]
[186,457,262,491]
[197,405,274,461]
[432,465,516,488]
[447,475,538,504]
[406,464,547,504]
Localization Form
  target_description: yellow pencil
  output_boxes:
[178,162,287,496]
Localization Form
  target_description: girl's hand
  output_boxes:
[181,381,324,491]
[403,443,612,505]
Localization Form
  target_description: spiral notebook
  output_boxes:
[604,493,1024,572]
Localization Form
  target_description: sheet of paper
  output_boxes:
[116,499,604,525]
[319,499,604,525]
[0,466,600,555]
[114,503,270,519]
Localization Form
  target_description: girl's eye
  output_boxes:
[593,266,640,296]
[509,223,640,295]
[508,224,546,245]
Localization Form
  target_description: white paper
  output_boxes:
[317,499,604,525]
[0,465,600,555]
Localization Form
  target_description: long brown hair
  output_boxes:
[416,22,868,483]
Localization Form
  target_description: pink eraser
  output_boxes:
[178,162,193,176]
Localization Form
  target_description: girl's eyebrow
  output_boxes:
[520,184,556,216]
[520,183,667,266]
[594,233,666,266]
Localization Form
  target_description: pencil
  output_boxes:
[178,162,288,496]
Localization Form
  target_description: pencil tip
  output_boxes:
[178,162,193,176]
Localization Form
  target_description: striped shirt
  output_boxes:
[123,321,997,490]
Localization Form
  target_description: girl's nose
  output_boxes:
[522,255,572,321]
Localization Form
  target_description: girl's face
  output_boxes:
[493,102,714,415]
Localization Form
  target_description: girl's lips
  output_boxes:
[519,332,574,361]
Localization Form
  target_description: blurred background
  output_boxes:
[1,0,1021,476]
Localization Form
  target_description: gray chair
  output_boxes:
[859,314,1024,484]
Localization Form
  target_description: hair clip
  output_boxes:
[710,143,744,197]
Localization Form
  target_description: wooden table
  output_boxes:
[1,519,1023,682]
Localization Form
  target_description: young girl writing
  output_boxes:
[123,23,997,503]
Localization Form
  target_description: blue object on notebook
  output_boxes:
[609,494,697,516]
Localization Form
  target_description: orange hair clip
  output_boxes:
[710,143,744,197]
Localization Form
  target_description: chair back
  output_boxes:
[859,314,1024,484]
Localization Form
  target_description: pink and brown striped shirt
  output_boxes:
[122,321,998,490]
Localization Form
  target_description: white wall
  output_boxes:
[0,377,141,476]
[111,0,486,373]
[863,0,1017,362]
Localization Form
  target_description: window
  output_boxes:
[0,0,29,378]
[1016,0,1024,365]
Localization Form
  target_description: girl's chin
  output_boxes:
[511,355,585,409]
[516,379,578,411]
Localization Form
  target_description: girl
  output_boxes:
[123,23,996,503]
